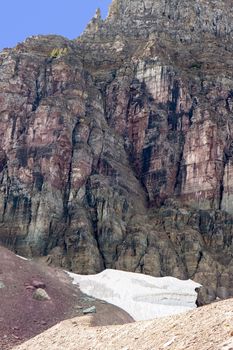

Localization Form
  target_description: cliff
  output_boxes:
[0,0,233,303]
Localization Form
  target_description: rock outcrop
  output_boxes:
[0,0,233,303]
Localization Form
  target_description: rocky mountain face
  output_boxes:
[0,0,233,304]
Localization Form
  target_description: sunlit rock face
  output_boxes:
[0,0,233,304]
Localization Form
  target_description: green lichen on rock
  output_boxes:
[50,47,68,58]
[33,288,51,301]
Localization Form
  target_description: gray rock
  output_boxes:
[83,297,96,302]
[83,306,96,315]
[0,281,5,289]
[33,288,50,301]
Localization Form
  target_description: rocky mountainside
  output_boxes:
[0,0,233,303]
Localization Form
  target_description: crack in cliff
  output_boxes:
[63,120,79,224]
[32,62,51,112]
[1,166,10,222]
[12,56,20,79]
[219,139,233,209]
[85,178,106,270]
[174,137,185,196]
[219,177,225,211]
[10,114,17,140]
[134,235,150,273]
[32,79,41,112]
[190,250,203,279]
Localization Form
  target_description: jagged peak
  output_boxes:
[82,7,103,35]
[94,8,101,20]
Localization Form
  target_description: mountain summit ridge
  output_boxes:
[83,0,233,40]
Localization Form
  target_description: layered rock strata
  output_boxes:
[0,0,233,303]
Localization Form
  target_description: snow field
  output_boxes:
[67,269,201,321]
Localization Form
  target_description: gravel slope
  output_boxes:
[0,247,133,350]
[14,298,233,350]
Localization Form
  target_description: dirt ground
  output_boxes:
[13,298,233,350]
[0,246,133,350]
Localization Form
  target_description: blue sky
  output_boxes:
[1,0,111,50]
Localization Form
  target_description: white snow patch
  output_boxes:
[67,269,201,321]
[16,255,28,261]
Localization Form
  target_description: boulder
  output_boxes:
[33,288,50,301]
